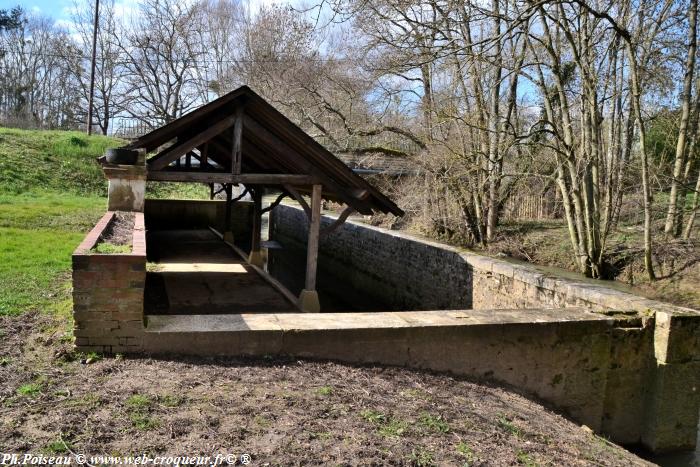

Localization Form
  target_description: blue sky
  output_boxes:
[2,0,73,19]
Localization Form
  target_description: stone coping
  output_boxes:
[301,205,700,318]
[145,308,616,333]
[73,211,146,257]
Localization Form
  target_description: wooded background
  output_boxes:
[1,0,699,280]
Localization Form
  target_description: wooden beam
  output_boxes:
[224,184,232,233]
[201,143,208,168]
[305,184,322,291]
[243,114,375,214]
[320,205,355,237]
[251,188,262,253]
[148,115,236,171]
[231,106,244,175]
[284,184,311,218]
[260,192,288,214]
[147,171,319,185]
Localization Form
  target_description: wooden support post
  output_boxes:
[201,143,208,169]
[224,184,233,243]
[299,184,322,312]
[209,183,215,200]
[185,152,192,168]
[248,188,264,267]
[231,107,244,175]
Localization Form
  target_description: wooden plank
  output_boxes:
[147,171,319,185]
[284,184,312,218]
[208,226,301,310]
[305,184,322,291]
[148,115,236,171]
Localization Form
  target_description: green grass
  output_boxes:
[126,394,152,409]
[516,450,539,466]
[0,128,122,196]
[497,413,522,437]
[16,382,42,396]
[0,194,104,316]
[0,128,209,316]
[418,412,450,433]
[93,243,131,254]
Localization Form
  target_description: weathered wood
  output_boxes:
[147,171,319,185]
[251,188,262,253]
[320,205,355,236]
[185,152,192,168]
[128,89,248,152]
[284,184,312,218]
[232,107,244,175]
[224,184,232,233]
[305,184,322,291]
[201,143,209,169]
[261,192,288,214]
[209,183,214,200]
[243,114,376,214]
[148,115,236,171]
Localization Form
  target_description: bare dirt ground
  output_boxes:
[0,312,650,466]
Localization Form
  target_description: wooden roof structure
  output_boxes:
[125,85,403,217]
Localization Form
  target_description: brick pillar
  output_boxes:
[103,153,147,212]
[72,212,147,354]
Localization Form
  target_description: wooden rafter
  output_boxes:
[123,86,403,217]
[148,115,236,171]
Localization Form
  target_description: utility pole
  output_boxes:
[87,0,100,135]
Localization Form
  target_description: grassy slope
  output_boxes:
[0,128,121,316]
[0,127,204,316]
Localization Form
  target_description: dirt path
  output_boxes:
[0,312,651,466]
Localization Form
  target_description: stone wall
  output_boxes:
[268,206,472,311]
[72,211,146,354]
[269,204,700,452]
[143,308,620,433]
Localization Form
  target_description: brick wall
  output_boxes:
[72,211,146,354]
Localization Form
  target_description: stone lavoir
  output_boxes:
[72,86,700,455]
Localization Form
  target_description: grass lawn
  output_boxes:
[0,127,209,317]
[0,194,105,316]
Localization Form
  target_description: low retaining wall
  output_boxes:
[144,199,253,244]
[143,309,620,433]
[269,204,700,453]
[72,211,146,354]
